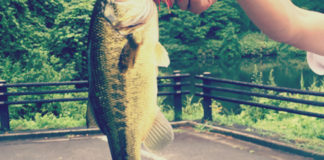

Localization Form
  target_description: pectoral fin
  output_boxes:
[155,43,170,67]
[119,34,139,73]
[143,110,174,151]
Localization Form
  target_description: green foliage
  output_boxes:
[10,113,86,130]
[0,0,94,83]
[9,93,88,130]
[239,32,280,57]
[159,1,305,60]
[8,90,87,120]
[0,0,90,122]
[0,0,77,83]
[194,123,211,132]
[293,0,324,12]
[159,96,204,121]
[0,0,313,84]
[239,65,270,122]
[50,0,94,80]
[182,96,204,120]
[171,68,324,153]
[0,0,34,57]
[159,0,247,60]
[236,70,324,152]
[158,97,174,121]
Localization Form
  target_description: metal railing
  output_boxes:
[195,72,324,121]
[2,71,324,132]
[0,71,190,131]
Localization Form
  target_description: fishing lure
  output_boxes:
[154,0,174,10]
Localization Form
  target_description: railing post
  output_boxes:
[0,80,10,132]
[173,70,182,121]
[202,72,212,121]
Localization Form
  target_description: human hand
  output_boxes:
[176,0,217,14]
[155,0,217,14]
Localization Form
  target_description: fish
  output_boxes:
[87,0,173,159]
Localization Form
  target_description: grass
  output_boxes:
[10,113,86,131]
[157,91,324,154]
[166,95,324,153]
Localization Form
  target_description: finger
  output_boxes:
[162,0,175,7]
[170,0,176,6]
[189,0,216,14]
[176,0,189,10]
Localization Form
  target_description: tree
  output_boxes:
[49,0,94,81]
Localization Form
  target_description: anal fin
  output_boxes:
[143,110,174,151]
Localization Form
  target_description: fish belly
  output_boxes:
[124,62,159,160]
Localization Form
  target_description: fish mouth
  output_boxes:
[102,0,156,34]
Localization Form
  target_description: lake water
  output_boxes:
[160,55,323,89]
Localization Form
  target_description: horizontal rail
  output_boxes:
[0,73,191,131]
[2,89,88,96]
[3,74,190,88]
[1,98,88,105]
[158,91,191,96]
[1,87,190,96]
[196,92,324,119]
[196,75,324,96]
[3,81,88,87]
[195,83,324,107]
[1,91,190,105]
[158,82,191,87]
[157,73,191,80]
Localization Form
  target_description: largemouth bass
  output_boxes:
[87,0,173,159]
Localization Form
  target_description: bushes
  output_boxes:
[239,32,280,57]
[231,70,324,152]
[50,0,94,81]
[9,92,88,130]
[0,0,90,127]
[159,0,247,60]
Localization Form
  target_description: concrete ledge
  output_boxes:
[1,121,323,159]
[186,121,324,159]
[0,128,102,141]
